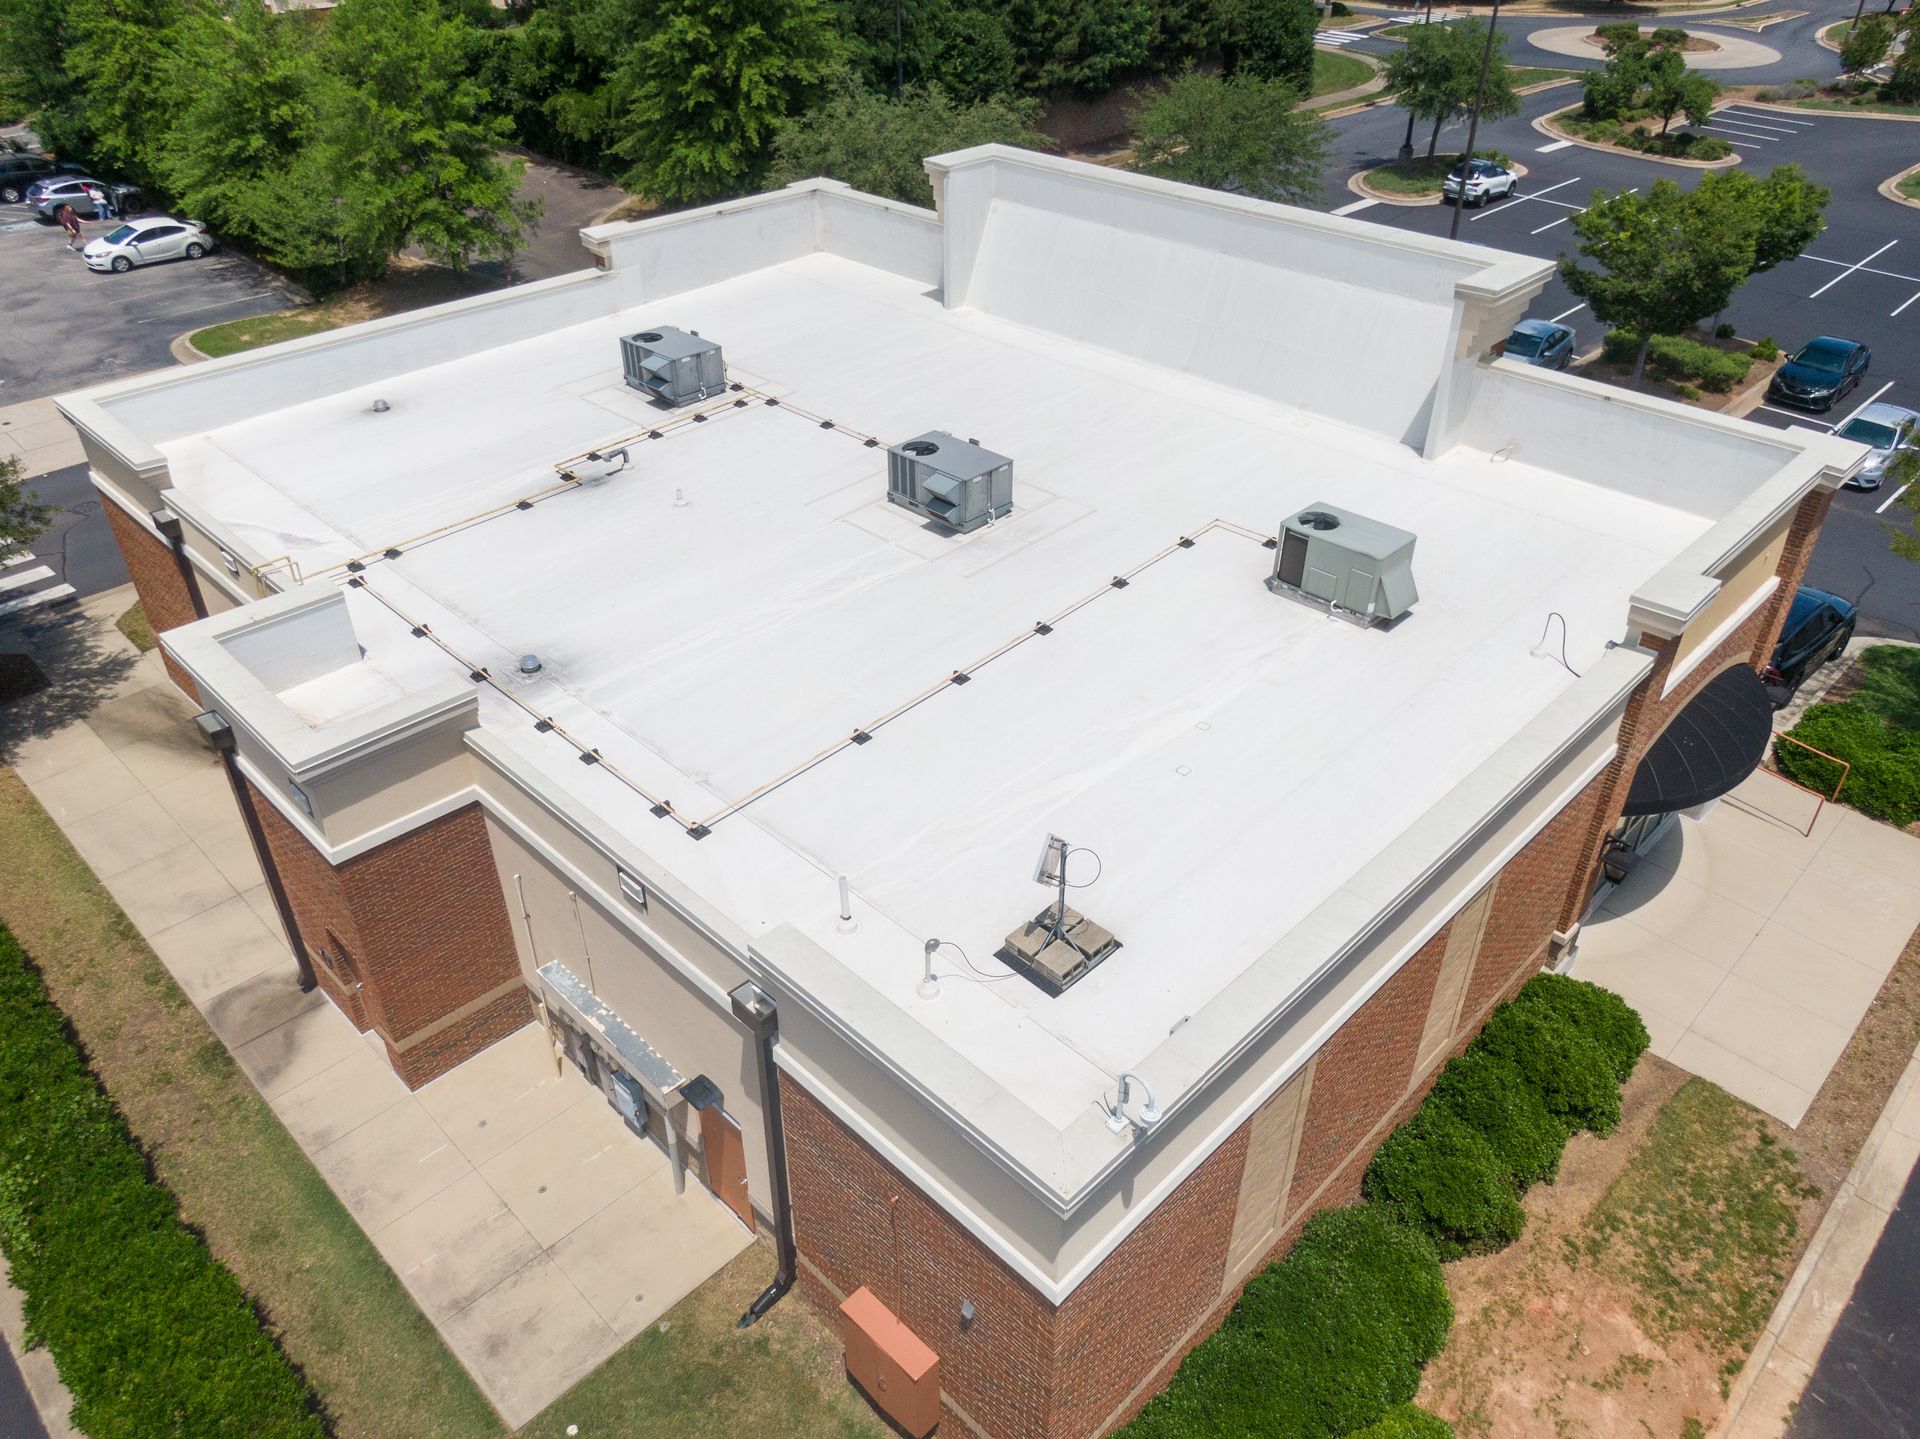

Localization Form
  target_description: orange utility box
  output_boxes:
[839,1286,941,1437]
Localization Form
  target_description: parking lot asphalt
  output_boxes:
[1315,34,1920,639]
[0,206,293,405]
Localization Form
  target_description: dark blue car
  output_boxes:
[1768,336,1871,413]
[1764,586,1856,703]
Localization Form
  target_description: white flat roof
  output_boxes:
[152,248,1715,1127]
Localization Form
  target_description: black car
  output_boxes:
[0,153,81,205]
[1764,585,1856,703]
[1767,336,1872,413]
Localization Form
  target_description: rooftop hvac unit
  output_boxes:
[886,432,1012,534]
[1267,503,1418,627]
[620,326,724,407]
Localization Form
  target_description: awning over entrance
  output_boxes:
[1622,664,1773,817]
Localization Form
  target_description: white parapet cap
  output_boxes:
[70,147,1868,1221]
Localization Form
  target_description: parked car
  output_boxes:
[1442,158,1518,207]
[1505,318,1575,370]
[0,154,81,205]
[26,174,103,217]
[1764,586,1856,703]
[1832,402,1918,492]
[83,217,214,272]
[1767,336,1872,413]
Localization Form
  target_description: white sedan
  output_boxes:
[83,217,214,273]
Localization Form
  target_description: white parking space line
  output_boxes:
[1699,136,1765,148]
[1702,118,1788,136]
[1835,382,1896,429]
[1468,174,1583,223]
[1527,184,1631,235]
[1331,198,1380,216]
[1719,107,1815,126]
[1702,125,1780,141]
[1894,291,1920,318]
[1757,404,1814,419]
[1800,252,1920,286]
[1550,303,1586,323]
[1876,482,1912,515]
[1532,215,1572,234]
[1809,240,1899,299]
[1535,139,1575,152]
[1707,112,1802,133]
[132,294,282,324]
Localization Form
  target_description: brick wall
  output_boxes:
[103,500,201,699]
[247,784,527,1087]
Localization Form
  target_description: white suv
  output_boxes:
[1442,158,1518,207]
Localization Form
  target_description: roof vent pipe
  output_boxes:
[519,654,542,675]
[370,398,390,413]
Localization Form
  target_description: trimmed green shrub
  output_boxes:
[1751,337,1780,361]
[1511,972,1650,1084]
[1646,333,1752,392]
[1364,1104,1526,1258]
[1124,1205,1450,1438]
[1602,328,1643,365]
[1779,699,1920,826]
[1474,997,1624,1136]
[0,927,325,1439]
[1429,1047,1570,1188]
[1344,1404,1457,1438]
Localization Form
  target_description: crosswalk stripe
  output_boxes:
[0,583,75,619]
[0,564,54,595]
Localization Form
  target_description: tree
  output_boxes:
[1840,12,1895,74]
[764,79,1051,205]
[1883,8,1920,102]
[1129,69,1329,203]
[1387,19,1519,159]
[1557,179,1756,385]
[997,0,1154,92]
[610,0,843,204]
[1643,46,1719,135]
[59,0,192,186]
[0,456,53,564]
[1224,0,1315,91]
[1704,163,1828,275]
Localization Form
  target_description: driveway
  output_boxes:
[0,208,293,404]
[1570,770,1920,1126]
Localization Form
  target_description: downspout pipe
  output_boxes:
[151,507,208,620]
[194,711,316,993]
[731,979,797,1327]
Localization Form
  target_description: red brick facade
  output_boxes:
[103,500,201,699]
[247,786,530,1087]
[775,485,1840,1439]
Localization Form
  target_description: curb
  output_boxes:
[1879,162,1920,210]
[1531,103,1744,168]
[1713,1032,1920,1439]
[1732,94,1920,124]
[1347,158,1531,207]
[170,328,210,365]
[0,1254,83,1439]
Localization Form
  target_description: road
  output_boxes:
[1788,1158,1920,1438]
[0,1337,50,1439]
[1313,10,1920,638]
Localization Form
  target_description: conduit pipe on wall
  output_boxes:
[731,979,797,1328]
[151,507,208,620]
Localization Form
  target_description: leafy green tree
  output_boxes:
[0,456,53,564]
[53,0,190,184]
[1388,19,1519,158]
[1883,9,1920,102]
[1705,163,1827,276]
[1129,69,1329,204]
[921,6,1020,100]
[764,78,1051,205]
[1558,179,1756,386]
[1642,43,1718,135]
[1224,0,1315,90]
[998,0,1153,92]
[1840,12,1895,75]
[610,0,843,204]
[0,0,82,148]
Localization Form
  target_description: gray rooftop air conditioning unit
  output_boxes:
[1267,503,1418,627]
[886,432,1012,534]
[620,326,725,407]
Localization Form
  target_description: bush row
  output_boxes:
[1124,1204,1452,1438]
[1122,974,1645,1437]
[1568,116,1733,160]
[0,926,324,1439]
[1600,331,1755,392]
[1365,974,1649,1258]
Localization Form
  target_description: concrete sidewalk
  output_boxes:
[0,593,752,1427]
[0,398,84,479]
[1571,769,1920,1126]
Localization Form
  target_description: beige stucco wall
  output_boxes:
[1668,510,1791,677]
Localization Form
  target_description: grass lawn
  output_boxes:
[1509,66,1581,88]
[1578,1078,1818,1365]
[1312,47,1376,96]
[0,766,880,1439]
[1901,168,1920,201]
[1358,151,1509,197]
[114,600,155,652]
[190,260,507,358]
